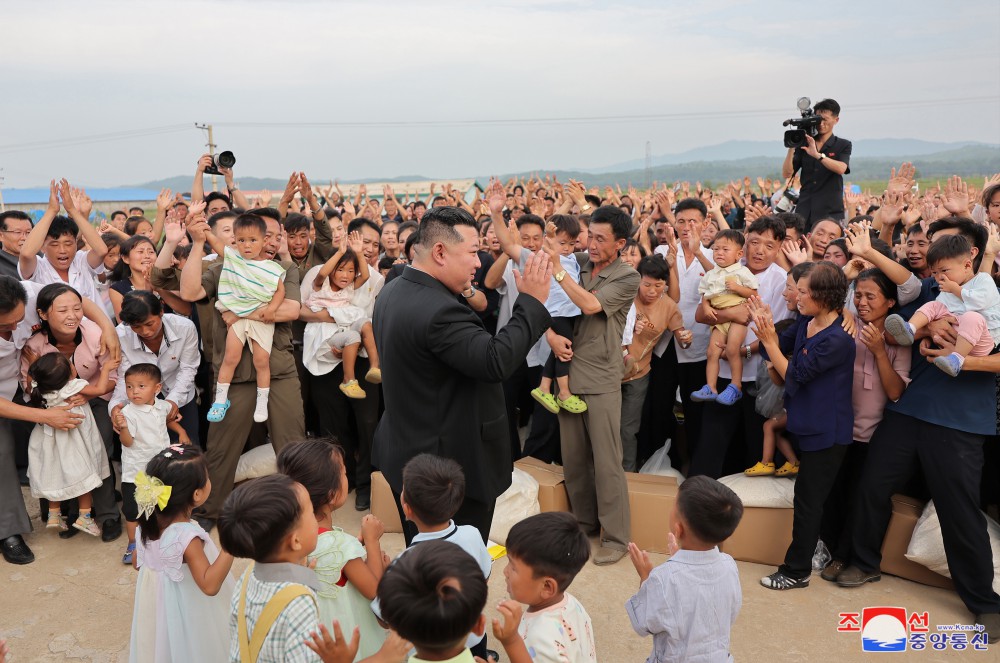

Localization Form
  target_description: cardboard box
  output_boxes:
[721,505,794,566]
[625,473,679,554]
[514,457,571,513]
[879,494,954,590]
[370,471,403,533]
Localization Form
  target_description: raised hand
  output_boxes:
[491,600,524,646]
[57,179,76,214]
[347,230,364,255]
[781,238,809,266]
[887,162,916,196]
[942,175,970,214]
[299,172,317,202]
[844,221,872,256]
[196,153,212,174]
[74,187,93,219]
[185,200,207,224]
[628,542,653,582]
[486,178,506,215]
[879,189,905,227]
[280,172,299,205]
[164,220,187,245]
[255,190,273,208]
[156,188,174,213]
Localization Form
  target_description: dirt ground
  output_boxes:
[0,485,980,662]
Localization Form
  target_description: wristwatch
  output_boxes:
[229,182,239,190]
[554,269,568,283]
[744,345,752,360]
[817,154,826,162]
[462,286,477,299]
[580,204,592,212]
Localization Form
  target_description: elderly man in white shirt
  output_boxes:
[109,290,201,443]
[690,216,793,479]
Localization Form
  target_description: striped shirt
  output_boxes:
[229,562,322,663]
[218,246,286,316]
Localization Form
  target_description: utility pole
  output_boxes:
[644,141,652,189]
[195,123,218,192]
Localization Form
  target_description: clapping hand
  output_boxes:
[513,251,553,305]
[156,188,174,213]
[627,542,654,583]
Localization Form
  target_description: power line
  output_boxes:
[0,124,193,154]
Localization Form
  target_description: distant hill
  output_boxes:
[129,142,999,193]
[587,139,997,173]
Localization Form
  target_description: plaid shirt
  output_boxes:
[229,562,321,663]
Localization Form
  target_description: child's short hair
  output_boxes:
[402,454,465,525]
[139,445,208,543]
[233,213,267,236]
[124,362,162,383]
[219,474,305,561]
[377,255,396,272]
[276,439,345,515]
[712,229,745,248]
[505,512,590,592]
[675,475,743,545]
[549,214,581,240]
[926,234,972,266]
[378,540,487,655]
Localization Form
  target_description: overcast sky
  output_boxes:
[2,0,998,188]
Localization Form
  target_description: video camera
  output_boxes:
[782,98,822,149]
[203,150,236,176]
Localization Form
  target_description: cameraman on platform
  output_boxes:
[781,98,852,230]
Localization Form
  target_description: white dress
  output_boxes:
[27,378,110,501]
[129,520,235,663]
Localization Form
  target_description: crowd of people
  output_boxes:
[1,115,999,660]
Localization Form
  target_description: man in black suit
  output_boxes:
[373,206,553,544]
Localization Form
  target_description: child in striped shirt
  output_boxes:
[204,214,286,423]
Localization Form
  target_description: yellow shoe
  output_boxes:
[365,367,382,384]
[339,380,367,399]
[775,461,799,478]
[744,461,775,476]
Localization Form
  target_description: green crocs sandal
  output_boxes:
[558,394,588,414]
[531,388,560,414]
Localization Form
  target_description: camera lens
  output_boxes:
[216,151,236,168]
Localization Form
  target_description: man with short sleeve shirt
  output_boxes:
[782,98,852,230]
[690,217,791,479]
[546,206,640,565]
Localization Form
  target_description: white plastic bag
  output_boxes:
[812,540,832,572]
[234,443,277,483]
[717,473,795,508]
[639,441,685,484]
[905,501,1000,593]
[489,468,541,545]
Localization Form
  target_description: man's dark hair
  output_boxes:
[204,191,232,211]
[207,210,238,229]
[926,217,988,271]
[583,194,602,209]
[0,210,31,230]
[807,261,849,312]
[746,215,787,242]
[416,206,478,249]
[119,290,163,325]
[378,255,396,271]
[905,223,926,238]
[404,230,419,261]
[676,475,743,545]
[47,215,79,240]
[381,219,400,232]
[402,454,466,525]
[0,276,27,314]
[790,261,815,282]
[636,255,669,281]
[713,229,745,248]
[548,214,581,240]
[233,213,267,236]
[673,197,707,219]
[515,213,545,233]
[397,221,418,238]
[825,237,849,257]
[431,195,447,206]
[109,210,127,223]
[505,512,590,592]
[870,237,893,260]
[926,233,973,266]
[775,212,805,237]
[218,474,305,562]
[348,218,381,237]
[128,206,145,216]
[324,208,342,221]
[282,213,311,235]
[124,362,162,383]
[253,207,281,223]
[590,205,632,241]
[378,541,487,655]
[277,438,346,515]
[413,200,427,211]
[813,98,841,117]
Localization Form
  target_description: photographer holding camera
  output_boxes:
[781,98,852,230]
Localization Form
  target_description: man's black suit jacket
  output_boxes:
[372,266,551,503]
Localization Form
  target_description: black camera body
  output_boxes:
[783,98,822,148]
[203,150,236,175]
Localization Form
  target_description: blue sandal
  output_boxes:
[122,542,136,565]
[690,385,718,402]
[207,400,231,423]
